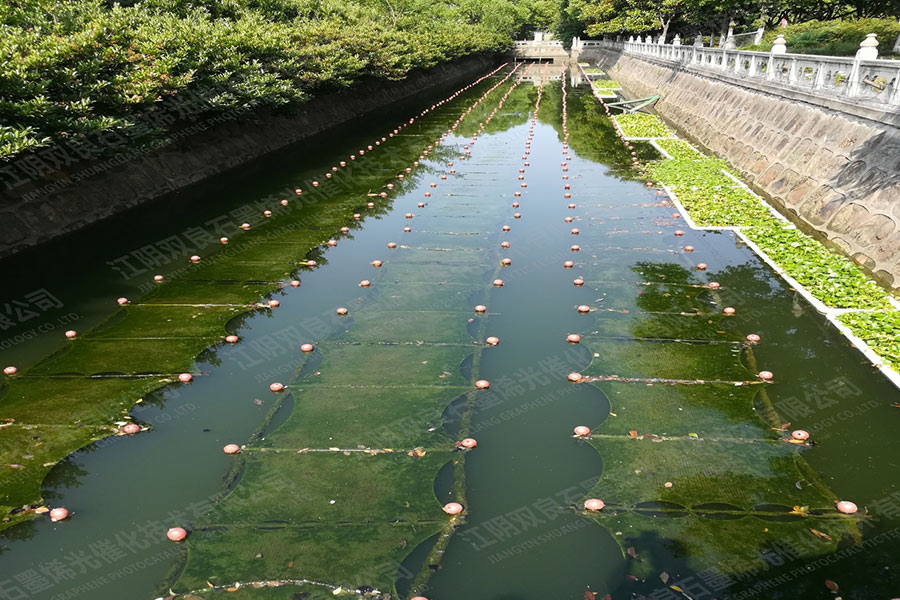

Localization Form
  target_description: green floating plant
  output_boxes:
[744,225,891,310]
[646,158,776,227]
[838,311,900,370]
[613,112,673,138]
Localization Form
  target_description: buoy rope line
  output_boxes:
[246,446,464,454]
[584,504,860,519]
[584,334,745,345]
[169,576,341,597]
[585,433,807,446]
[574,375,765,386]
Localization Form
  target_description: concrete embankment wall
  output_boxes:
[0,54,499,259]
[586,49,900,288]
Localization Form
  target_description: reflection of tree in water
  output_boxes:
[454,82,534,138]
[537,82,650,179]
[41,457,89,499]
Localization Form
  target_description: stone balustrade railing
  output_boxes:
[583,37,900,108]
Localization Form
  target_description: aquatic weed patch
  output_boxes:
[646,158,776,227]
[613,113,673,138]
[744,225,891,309]
[653,138,700,159]
[838,311,900,369]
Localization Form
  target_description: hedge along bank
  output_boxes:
[0,64,517,532]
[582,65,900,387]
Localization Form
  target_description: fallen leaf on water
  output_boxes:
[626,546,639,559]
[609,412,617,417]
[628,430,638,438]
[790,505,809,517]
[809,528,832,541]
[825,579,839,593]
[670,585,683,592]
[659,571,669,584]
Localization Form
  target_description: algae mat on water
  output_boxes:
[0,65,516,531]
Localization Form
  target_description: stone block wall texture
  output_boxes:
[590,50,900,288]
[0,55,498,259]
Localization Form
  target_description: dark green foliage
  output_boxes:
[0,0,521,160]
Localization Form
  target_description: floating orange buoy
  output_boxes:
[312,181,319,187]
[268,300,280,308]
[568,372,583,383]
[486,337,499,346]
[65,330,77,339]
[758,370,773,381]
[290,280,300,287]
[404,227,412,232]
[387,242,397,249]
[190,255,201,263]
[328,240,338,247]
[514,213,521,219]
[306,260,317,267]
[674,230,684,237]
[263,210,272,217]
[565,217,573,223]
[367,202,375,209]
[178,373,193,383]
[563,261,574,268]
[574,278,584,286]
[474,305,487,313]
[405,213,413,219]
[501,241,510,248]
[461,438,477,449]
[225,335,239,343]
[708,282,720,290]
[359,280,371,288]
[371,260,383,267]
[514,192,521,197]
[723,307,735,315]
[574,426,591,437]
[301,343,314,353]
[512,202,519,208]
[696,263,707,271]
[167,527,187,542]
[791,430,809,441]
[224,444,241,454]
[154,274,164,282]
[3,366,17,376]
[117,297,129,305]
[567,334,581,343]
[294,188,302,195]
[746,334,760,342]
[353,213,362,220]
[270,382,285,392]
[571,245,580,251]
[570,228,579,235]
[502,225,510,232]
[475,380,490,389]
[492,279,504,287]
[49,507,69,522]
[836,501,858,514]
[584,499,604,511]
[340,227,350,233]
[567,203,576,209]
[578,305,591,313]
[684,245,694,252]
[336,307,348,316]
[443,502,463,515]
[121,423,140,435]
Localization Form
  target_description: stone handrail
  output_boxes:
[593,38,900,107]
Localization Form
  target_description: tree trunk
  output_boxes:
[660,17,671,43]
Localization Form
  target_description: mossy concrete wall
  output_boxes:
[0,54,499,260]
[590,49,900,288]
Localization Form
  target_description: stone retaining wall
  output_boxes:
[0,54,499,259]
[588,49,900,288]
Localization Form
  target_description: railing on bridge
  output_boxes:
[587,35,900,108]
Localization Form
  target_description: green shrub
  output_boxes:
[742,18,900,56]
[0,0,518,162]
